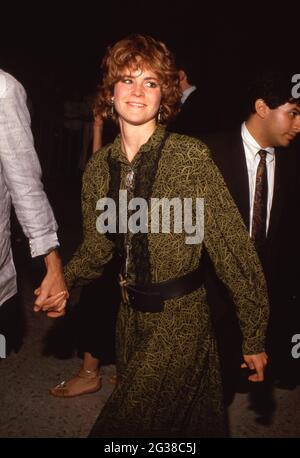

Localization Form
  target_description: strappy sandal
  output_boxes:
[49,368,102,398]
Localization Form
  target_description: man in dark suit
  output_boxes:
[167,56,217,136]
[203,72,300,420]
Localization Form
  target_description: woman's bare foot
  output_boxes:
[49,368,101,397]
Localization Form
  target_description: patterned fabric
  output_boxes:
[64,126,269,437]
[251,150,268,251]
[107,131,169,284]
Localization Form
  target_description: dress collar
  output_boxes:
[110,125,167,164]
[242,122,275,162]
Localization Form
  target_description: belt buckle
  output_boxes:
[119,274,129,304]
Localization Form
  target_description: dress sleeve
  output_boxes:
[196,144,269,355]
[64,153,114,289]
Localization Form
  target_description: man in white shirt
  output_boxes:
[203,71,300,418]
[0,69,68,354]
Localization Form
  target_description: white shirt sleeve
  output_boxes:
[0,71,59,257]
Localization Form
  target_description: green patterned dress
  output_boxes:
[64,125,269,437]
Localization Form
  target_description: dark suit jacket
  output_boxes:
[203,129,300,389]
[167,88,218,137]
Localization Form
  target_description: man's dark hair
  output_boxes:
[174,52,200,86]
[244,70,300,118]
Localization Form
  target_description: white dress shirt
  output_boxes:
[181,85,197,104]
[0,70,59,306]
[241,123,275,237]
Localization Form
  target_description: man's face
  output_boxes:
[265,102,300,147]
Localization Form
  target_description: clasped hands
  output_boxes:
[33,250,69,318]
[34,287,68,318]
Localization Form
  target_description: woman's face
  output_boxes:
[113,67,162,128]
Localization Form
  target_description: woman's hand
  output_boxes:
[241,352,268,382]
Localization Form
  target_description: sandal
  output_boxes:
[49,368,102,398]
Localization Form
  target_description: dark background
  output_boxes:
[1,0,299,128]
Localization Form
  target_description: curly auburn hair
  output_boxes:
[93,34,181,124]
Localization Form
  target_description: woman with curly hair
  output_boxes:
[47,34,268,437]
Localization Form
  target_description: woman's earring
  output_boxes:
[158,105,163,123]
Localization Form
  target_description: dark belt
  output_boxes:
[119,263,205,313]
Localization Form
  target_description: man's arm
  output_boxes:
[34,249,68,317]
[0,71,67,316]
